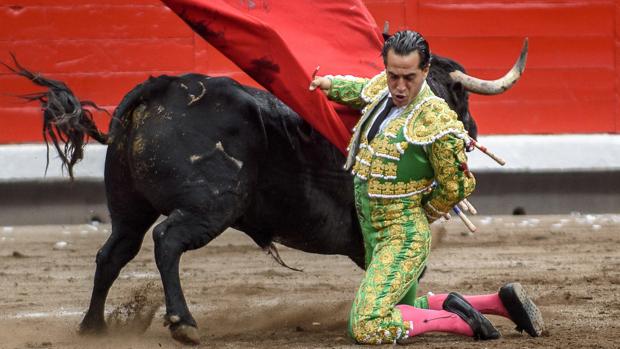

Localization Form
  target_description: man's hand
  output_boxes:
[309,76,332,92]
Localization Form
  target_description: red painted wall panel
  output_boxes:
[0,5,190,41]
[0,0,618,143]
[616,0,620,132]
[473,100,615,134]
[365,0,406,31]
[418,1,614,37]
[0,39,195,73]
[428,36,615,69]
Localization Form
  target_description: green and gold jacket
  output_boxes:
[327,72,476,220]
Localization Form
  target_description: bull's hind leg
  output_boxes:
[80,205,159,333]
[152,208,231,345]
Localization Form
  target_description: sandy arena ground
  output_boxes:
[0,214,618,349]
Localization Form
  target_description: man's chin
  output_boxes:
[394,99,407,108]
[393,97,407,107]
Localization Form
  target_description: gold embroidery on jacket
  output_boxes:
[403,99,468,144]
[361,72,388,103]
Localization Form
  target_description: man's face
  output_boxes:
[385,49,429,108]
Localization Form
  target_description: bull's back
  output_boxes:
[112,75,263,214]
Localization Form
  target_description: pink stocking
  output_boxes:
[427,293,509,318]
[396,305,473,337]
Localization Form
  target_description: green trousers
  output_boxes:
[348,179,431,344]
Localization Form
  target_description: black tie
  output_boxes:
[367,97,394,142]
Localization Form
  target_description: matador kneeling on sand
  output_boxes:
[310,30,545,344]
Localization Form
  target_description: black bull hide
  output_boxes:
[4,52,519,344]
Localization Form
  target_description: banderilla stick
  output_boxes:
[458,199,478,215]
[468,137,506,166]
[453,206,477,233]
[458,201,469,212]
[462,198,478,215]
[459,162,474,178]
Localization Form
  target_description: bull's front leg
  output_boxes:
[152,209,226,345]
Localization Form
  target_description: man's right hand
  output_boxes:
[309,76,332,92]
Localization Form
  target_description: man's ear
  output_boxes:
[423,64,430,77]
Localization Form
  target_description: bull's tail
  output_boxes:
[2,54,109,179]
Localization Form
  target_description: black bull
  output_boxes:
[3,43,526,344]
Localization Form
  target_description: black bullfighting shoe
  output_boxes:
[499,282,545,337]
[443,292,501,340]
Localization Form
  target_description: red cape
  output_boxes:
[161,0,385,153]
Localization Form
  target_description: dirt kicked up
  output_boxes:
[0,214,618,349]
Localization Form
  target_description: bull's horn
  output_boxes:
[449,38,528,95]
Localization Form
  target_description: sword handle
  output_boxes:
[311,65,320,80]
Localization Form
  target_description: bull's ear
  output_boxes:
[450,81,465,104]
[466,119,478,141]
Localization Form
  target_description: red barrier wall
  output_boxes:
[0,0,618,143]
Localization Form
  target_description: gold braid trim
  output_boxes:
[326,75,369,110]
[367,179,433,199]
[361,71,388,103]
[403,98,468,145]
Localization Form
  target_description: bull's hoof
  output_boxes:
[78,321,108,336]
[171,324,200,345]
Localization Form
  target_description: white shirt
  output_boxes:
[379,103,405,133]
[375,93,405,133]
[364,94,405,140]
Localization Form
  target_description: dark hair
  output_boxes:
[381,30,431,69]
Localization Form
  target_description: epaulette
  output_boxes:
[360,71,388,103]
[403,97,468,144]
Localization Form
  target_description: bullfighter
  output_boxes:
[310,30,544,344]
